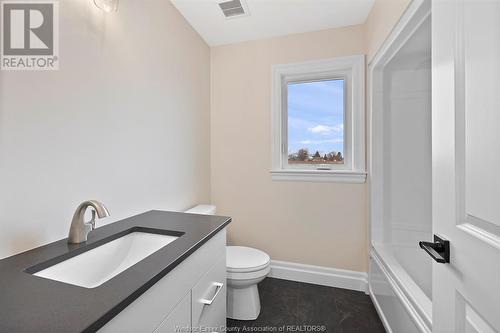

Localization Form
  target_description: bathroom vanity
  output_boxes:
[100,229,227,333]
[0,210,230,333]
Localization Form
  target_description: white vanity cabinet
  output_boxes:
[99,229,226,333]
[154,292,191,333]
[191,257,226,330]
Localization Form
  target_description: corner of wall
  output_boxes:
[363,0,412,63]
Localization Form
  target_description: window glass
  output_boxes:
[287,79,345,166]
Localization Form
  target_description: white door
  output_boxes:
[432,0,500,332]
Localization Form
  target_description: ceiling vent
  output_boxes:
[218,0,248,18]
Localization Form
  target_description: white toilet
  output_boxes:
[185,205,270,320]
[226,245,270,320]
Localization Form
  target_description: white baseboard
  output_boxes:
[268,260,368,292]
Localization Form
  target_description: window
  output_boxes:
[271,55,366,183]
[287,79,345,168]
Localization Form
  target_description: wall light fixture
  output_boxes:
[94,0,119,13]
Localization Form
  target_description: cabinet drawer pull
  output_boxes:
[200,282,223,305]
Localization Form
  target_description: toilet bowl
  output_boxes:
[185,205,270,320]
[226,246,270,320]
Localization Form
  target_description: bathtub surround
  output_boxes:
[368,0,432,332]
[0,0,211,258]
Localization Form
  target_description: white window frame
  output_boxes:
[271,55,366,183]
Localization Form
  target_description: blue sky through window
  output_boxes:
[287,79,344,161]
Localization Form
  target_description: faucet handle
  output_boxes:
[89,209,97,231]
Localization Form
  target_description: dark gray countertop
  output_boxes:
[0,210,231,333]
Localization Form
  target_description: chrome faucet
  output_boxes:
[68,200,110,244]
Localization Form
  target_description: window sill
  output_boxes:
[270,169,367,183]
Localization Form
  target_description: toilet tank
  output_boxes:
[185,204,216,215]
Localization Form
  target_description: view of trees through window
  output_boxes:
[287,79,344,165]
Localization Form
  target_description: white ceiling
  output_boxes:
[171,0,375,46]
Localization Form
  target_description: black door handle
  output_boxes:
[419,235,450,263]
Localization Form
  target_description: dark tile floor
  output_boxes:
[226,278,386,333]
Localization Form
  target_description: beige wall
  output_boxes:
[211,26,368,272]
[210,0,410,273]
[365,0,412,62]
[0,0,210,258]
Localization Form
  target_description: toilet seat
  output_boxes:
[227,265,270,281]
[227,246,270,273]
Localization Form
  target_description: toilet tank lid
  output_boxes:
[185,204,216,215]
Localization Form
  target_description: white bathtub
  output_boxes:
[369,244,432,333]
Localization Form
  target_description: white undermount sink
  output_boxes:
[33,231,178,288]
